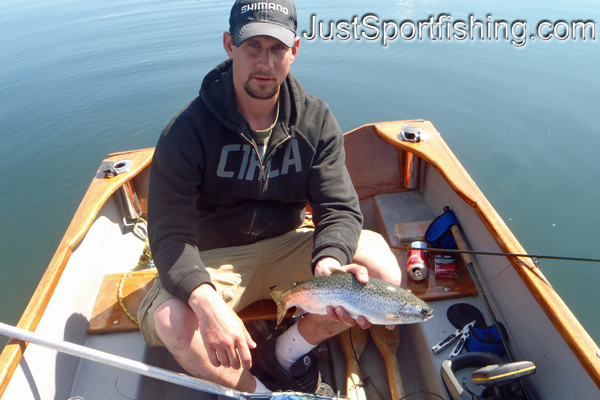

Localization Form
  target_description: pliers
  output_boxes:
[432,320,476,357]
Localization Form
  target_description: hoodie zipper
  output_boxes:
[241,131,291,242]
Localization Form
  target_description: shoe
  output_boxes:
[251,326,321,393]
[315,381,335,397]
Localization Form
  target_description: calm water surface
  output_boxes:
[1,0,599,349]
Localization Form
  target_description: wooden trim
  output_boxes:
[0,149,154,396]
[107,147,155,158]
[374,120,600,389]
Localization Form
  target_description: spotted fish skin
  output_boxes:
[270,272,434,326]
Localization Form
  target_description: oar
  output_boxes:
[0,322,333,400]
[369,325,405,400]
[338,325,368,400]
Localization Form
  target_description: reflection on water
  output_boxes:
[1,0,599,348]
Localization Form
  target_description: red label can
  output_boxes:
[407,241,428,281]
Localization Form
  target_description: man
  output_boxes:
[138,0,401,394]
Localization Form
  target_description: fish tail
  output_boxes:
[270,290,287,326]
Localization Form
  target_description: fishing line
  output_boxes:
[114,377,136,400]
[477,263,513,286]
[391,245,600,265]
[348,329,446,400]
[348,327,386,400]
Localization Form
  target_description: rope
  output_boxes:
[118,218,153,326]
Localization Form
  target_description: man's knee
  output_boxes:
[354,230,401,285]
[154,298,199,347]
[356,230,389,249]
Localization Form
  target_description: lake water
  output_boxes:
[1,0,599,351]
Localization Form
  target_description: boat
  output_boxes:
[1,119,599,400]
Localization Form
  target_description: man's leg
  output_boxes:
[138,238,274,393]
[153,297,258,391]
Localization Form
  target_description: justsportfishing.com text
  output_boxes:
[302,14,596,47]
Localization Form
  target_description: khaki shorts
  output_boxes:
[138,227,386,347]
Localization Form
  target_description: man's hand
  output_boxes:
[188,284,256,370]
[314,258,395,330]
[313,258,373,329]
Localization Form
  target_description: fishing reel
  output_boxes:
[441,352,536,400]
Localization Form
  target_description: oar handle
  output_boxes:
[382,354,403,400]
[449,224,475,265]
[370,325,405,400]
[339,326,368,400]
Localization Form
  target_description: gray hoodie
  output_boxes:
[148,59,363,302]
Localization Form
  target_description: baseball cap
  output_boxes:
[229,0,297,48]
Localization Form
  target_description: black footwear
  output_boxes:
[251,326,320,393]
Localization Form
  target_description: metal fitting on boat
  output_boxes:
[401,124,421,143]
[99,159,133,178]
[401,124,423,189]
[404,151,421,190]
[400,124,422,190]
[119,180,142,223]
[98,159,142,222]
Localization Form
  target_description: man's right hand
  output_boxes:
[188,284,256,370]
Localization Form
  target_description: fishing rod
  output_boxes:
[0,323,336,400]
[391,246,600,264]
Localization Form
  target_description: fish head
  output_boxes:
[388,301,434,323]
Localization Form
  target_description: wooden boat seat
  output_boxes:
[88,269,289,334]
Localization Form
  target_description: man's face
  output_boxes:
[224,34,300,100]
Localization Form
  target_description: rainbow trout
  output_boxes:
[270,271,434,326]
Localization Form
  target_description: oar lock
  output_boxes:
[99,159,133,178]
[400,124,422,143]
